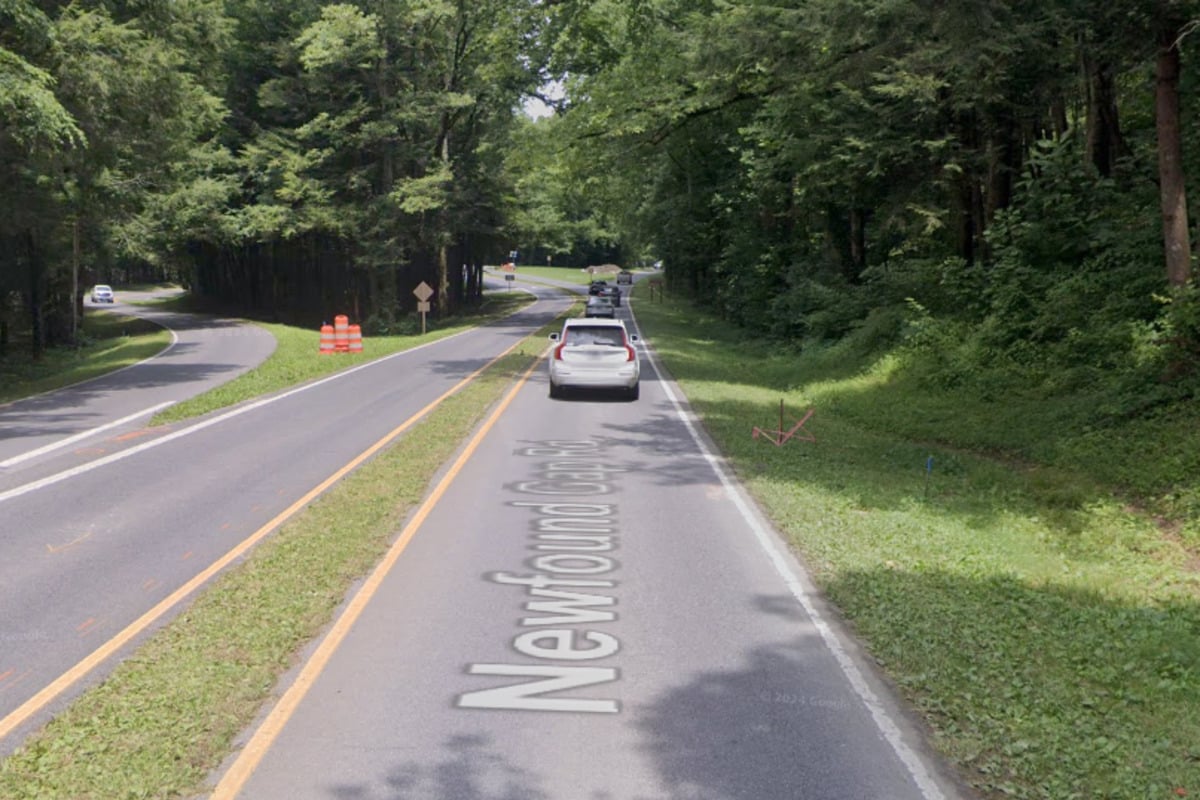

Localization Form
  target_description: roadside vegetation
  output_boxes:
[632,286,1200,799]
[150,290,537,425]
[0,312,170,405]
[3,2,1200,798]
[1,280,1196,799]
[0,291,559,800]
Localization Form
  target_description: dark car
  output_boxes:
[598,285,622,307]
[585,296,616,318]
[588,280,608,296]
[616,271,633,285]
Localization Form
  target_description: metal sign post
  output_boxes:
[413,281,434,335]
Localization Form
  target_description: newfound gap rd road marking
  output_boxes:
[208,356,545,799]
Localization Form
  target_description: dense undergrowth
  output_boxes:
[694,141,1200,540]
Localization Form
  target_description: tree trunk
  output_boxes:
[1086,59,1124,177]
[848,207,867,280]
[26,231,44,360]
[986,114,1019,223]
[437,117,452,314]
[1156,27,1192,287]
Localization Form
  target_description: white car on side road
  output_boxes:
[547,317,641,400]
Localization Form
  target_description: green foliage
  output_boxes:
[765,272,866,341]
[863,256,987,318]
[0,1,84,156]
[1150,282,1200,391]
[0,310,170,403]
[0,47,84,154]
[631,288,1200,798]
[295,4,382,72]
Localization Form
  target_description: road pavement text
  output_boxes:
[457,439,624,714]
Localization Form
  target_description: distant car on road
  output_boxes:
[548,317,641,400]
[588,280,608,296]
[598,285,622,306]
[616,271,633,285]
[91,285,115,303]
[585,296,616,318]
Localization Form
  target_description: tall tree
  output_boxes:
[0,0,84,356]
[1155,11,1193,287]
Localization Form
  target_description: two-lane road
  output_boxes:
[1,283,970,799]
[207,298,971,800]
[0,285,574,754]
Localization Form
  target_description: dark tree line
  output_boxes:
[520,0,1200,397]
[5,0,1200,393]
[1,0,562,352]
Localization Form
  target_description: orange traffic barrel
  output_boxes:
[348,324,363,354]
[334,314,349,352]
[319,324,336,355]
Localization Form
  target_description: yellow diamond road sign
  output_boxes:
[413,281,434,302]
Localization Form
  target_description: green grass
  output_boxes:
[631,287,1200,799]
[1,281,1197,799]
[494,264,629,285]
[0,312,171,405]
[0,296,559,800]
[153,291,537,425]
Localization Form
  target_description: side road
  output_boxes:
[0,290,277,471]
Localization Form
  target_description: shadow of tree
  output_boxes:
[634,637,940,800]
[323,733,551,800]
[669,394,1164,553]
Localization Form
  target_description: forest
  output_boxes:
[2,0,1200,413]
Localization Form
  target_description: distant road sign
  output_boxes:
[413,281,434,302]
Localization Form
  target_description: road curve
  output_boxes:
[0,290,277,470]
[0,286,573,757]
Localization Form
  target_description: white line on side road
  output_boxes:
[0,402,177,468]
[0,316,181,410]
[627,300,950,800]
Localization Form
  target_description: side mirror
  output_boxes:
[628,334,640,343]
[549,332,561,342]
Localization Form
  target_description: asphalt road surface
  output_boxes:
[0,285,571,755]
[0,289,277,471]
[206,290,970,800]
[0,282,970,799]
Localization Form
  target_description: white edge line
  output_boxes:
[0,308,182,410]
[0,401,177,468]
[628,298,948,800]
[0,325,483,506]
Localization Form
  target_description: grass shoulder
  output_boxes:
[631,286,1200,799]
[0,312,171,405]
[0,293,558,800]
[153,291,536,425]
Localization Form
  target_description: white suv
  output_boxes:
[547,318,641,400]
[91,285,115,303]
